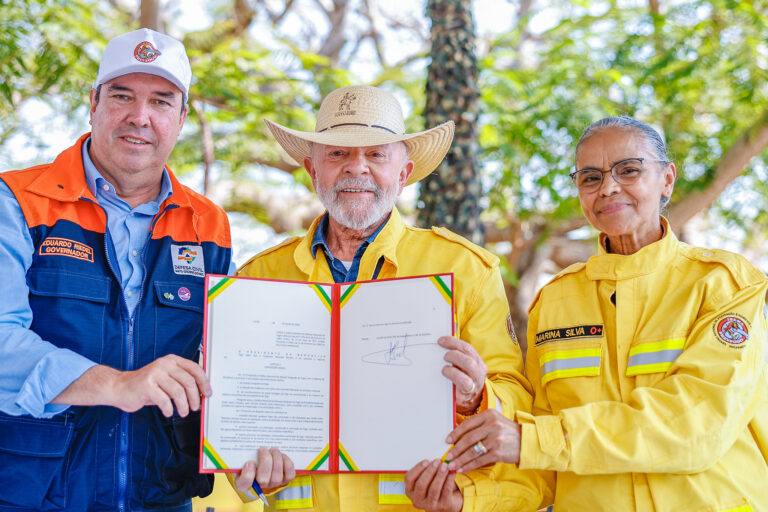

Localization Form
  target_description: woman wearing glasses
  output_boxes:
[437,116,768,511]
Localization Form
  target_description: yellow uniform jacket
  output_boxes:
[518,219,768,512]
[233,208,548,512]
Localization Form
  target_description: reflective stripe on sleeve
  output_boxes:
[539,347,601,385]
[275,475,313,509]
[378,474,412,505]
[626,339,684,376]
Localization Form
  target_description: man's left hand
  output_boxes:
[438,336,487,415]
[405,459,463,512]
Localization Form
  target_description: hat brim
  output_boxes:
[264,119,455,185]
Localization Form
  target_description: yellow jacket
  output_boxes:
[517,219,768,512]
[232,208,548,512]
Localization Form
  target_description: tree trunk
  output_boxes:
[139,0,161,31]
[418,0,484,244]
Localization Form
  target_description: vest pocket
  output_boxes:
[0,414,74,509]
[535,340,603,411]
[275,474,314,509]
[378,473,412,505]
[152,281,205,359]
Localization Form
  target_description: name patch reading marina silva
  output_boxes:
[535,324,603,346]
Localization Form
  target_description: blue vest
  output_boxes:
[0,136,231,511]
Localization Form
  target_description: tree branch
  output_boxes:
[668,110,768,230]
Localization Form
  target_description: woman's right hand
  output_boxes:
[444,409,522,473]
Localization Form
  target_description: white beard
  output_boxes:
[316,176,398,231]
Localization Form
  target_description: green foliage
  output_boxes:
[481,0,768,235]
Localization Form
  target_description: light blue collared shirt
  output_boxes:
[0,139,233,418]
[81,139,173,313]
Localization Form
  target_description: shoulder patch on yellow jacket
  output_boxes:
[236,236,301,275]
[527,262,587,314]
[430,226,498,268]
[682,245,767,289]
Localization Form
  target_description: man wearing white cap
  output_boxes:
[230,85,548,511]
[0,29,232,510]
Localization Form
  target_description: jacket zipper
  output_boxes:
[89,199,178,510]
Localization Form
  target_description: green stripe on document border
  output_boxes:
[310,284,332,313]
[202,438,229,469]
[338,441,359,471]
[207,277,236,303]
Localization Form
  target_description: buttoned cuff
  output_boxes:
[515,411,570,471]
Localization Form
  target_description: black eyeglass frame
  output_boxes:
[569,157,670,191]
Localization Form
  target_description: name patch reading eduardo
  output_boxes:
[535,324,604,346]
[39,237,94,262]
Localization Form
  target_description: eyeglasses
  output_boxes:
[569,158,669,192]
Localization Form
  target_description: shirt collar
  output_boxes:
[310,212,390,260]
[586,216,677,280]
[81,136,173,206]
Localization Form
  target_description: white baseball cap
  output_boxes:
[94,28,191,104]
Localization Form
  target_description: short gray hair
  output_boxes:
[576,115,673,210]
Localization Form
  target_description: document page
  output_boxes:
[202,276,333,471]
[337,274,454,471]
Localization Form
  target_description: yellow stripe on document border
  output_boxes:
[202,438,229,469]
[429,275,452,305]
[207,277,236,303]
[306,443,330,471]
[310,284,332,313]
[338,441,359,471]
[339,283,360,310]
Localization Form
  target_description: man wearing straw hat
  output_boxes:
[0,29,232,510]
[230,85,547,511]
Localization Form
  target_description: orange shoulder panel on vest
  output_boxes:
[150,185,231,248]
[1,165,106,233]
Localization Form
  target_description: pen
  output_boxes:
[250,480,268,505]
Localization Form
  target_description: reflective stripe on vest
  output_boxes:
[625,339,684,376]
[275,475,313,509]
[378,474,412,505]
[539,347,601,385]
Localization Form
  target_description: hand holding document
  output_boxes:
[200,274,455,473]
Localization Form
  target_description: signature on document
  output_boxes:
[361,334,434,366]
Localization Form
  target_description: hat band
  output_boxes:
[318,122,398,134]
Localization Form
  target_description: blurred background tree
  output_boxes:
[2,0,767,367]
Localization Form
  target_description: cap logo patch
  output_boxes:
[134,41,161,63]
[714,313,749,348]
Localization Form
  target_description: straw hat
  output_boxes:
[264,85,455,185]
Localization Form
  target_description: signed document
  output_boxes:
[200,274,454,474]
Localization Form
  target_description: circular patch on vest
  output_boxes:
[178,287,191,302]
[713,313,749,348]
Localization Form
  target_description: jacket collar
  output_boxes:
[295,207,406,279]
[585,217,677,281]
[24,133,201,213]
